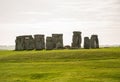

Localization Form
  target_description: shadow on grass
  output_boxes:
[30,73,60,79]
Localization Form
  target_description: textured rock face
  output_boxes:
[52,34,63,49]
[90,35,99,48]
[34,35,45,50]
[46,37,54,50]
[15,32,99,50]
[84,37,90,49]
[71,31,82,48]
[15,36,25,50]
[15,35,34,50]
[23,35,34,50]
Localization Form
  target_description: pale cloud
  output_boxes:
[0,0,120,45]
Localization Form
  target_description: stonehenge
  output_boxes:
[15,36,25,50]
[15,31,99,51]
[83,35,99,49]
[90,35,99,48]
[24,35,34,50]
[34,35,45,50]
[52,34,63,49]
[15,34,64,50]
[84,37,90,49]
[71,31,82,48]
[15,35,34,51]
[46,34,63,50]
[46,37,54,50]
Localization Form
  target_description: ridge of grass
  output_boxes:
[0,47,120,82]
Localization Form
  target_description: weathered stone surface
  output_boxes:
[90,35,99,48]
[46,37,54,50]
[15,32,100,50]
[52,34,63,49]
[84,37,90,49]
[24,35,34,50]
[96,36,99,48]
[15,36,25,51]
[34,35,45,50]
[15,35,34,50]
[71,31,82,48]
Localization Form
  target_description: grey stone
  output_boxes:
[15,35,34,50]
[15,32,100,50]
[24,35,34,50]
[71,31,82,48]
[90,35,99,48]
[52,34,63,49]
[15,36,25,51]
[46,37,54,50]
[34,34,45,50]
[84,37,90,49]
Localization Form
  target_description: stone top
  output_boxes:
[16,35,33,38]
[46,36,52,38]
[52,34,63,36]
[73,31,81,34]
[84,37,89,38]
[34,35,44,38]
[34,34,44,36]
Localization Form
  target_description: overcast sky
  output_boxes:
[0,0,120,46]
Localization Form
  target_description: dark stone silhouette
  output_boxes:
[71,31,82,48]
[15,31,100,50]
[52,34,63,49]
[34,35,45,50]
[24,35,34,50]
[15,35,34,50]
[84,37,90,49]
[15,36,25,50]
[90,35,99,48]
[46,37,54,50]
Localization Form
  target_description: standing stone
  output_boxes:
[84,37,90,49]
[15,35,34,50]
[90,35,95,48]
[90,35,99,48]
[96,35,99,48]
[71,31,82,48]
[24,35,34,50]
[46,37,54,50]
[15,36,25,51]
[34,35,45,50]
[52,34,63,49]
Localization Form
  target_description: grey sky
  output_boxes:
[0,0,120,46]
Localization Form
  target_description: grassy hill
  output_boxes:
[0,48,120,82]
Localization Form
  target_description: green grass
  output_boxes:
[0,48,120,82]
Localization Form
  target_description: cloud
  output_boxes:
[0,0,120,45]
[20,12,52,15]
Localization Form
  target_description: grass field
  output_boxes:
[0,48,120,82]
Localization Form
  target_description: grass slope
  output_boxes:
[0,48,120,82]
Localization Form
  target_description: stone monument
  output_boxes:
[15,36,25,51]
[84,37,90,49]
[71,31,82,48]
[15,35,34,50]
[46,37,54,50]
[90,35,99,48]
[15,31,100,50]
[52,34,63,49]
[34,34,45,50]
[23,35,34,50]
